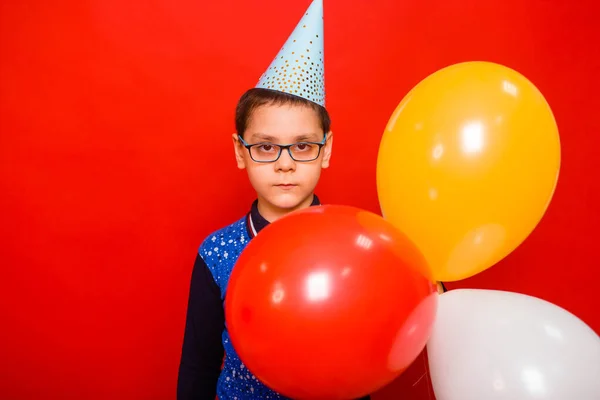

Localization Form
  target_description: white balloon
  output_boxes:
[427,289,600,400]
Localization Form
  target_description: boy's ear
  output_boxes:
[321,131,333,169]
[232,133,246,170]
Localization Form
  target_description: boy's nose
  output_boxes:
[274,149,296,172]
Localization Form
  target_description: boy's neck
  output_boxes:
[257,194,315,223]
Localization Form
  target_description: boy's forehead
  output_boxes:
[246,105,323,142]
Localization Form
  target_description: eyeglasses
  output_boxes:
[238,135,327,163]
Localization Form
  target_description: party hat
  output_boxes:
[256,0,325,106]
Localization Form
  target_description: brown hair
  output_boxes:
[235,88,331,138]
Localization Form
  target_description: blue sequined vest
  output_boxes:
[199,217,288,400]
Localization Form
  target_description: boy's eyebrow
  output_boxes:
[293,133,323,141]
[248,133,323,142]
[248,133,277,142]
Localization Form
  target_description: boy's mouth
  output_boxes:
[276,184,297,189]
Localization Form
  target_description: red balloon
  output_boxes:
[225,205,437,399]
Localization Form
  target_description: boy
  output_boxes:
[177,83,332,398]
[177,1,371,398]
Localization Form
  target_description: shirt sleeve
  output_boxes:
[177,253,225,400]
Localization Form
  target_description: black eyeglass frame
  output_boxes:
[237,134,328,163]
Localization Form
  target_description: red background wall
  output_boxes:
[1,0,598,399]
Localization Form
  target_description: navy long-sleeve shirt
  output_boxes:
[177,254,224,399]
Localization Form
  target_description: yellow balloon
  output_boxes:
[377,62,561,282]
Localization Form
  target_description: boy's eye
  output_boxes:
[293,143,312,151]
[257,144,277,153]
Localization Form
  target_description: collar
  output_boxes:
[246,195,321,238]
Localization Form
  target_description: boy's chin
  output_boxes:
[264,192,312,211]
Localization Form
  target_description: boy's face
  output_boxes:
[233,103,332,218]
